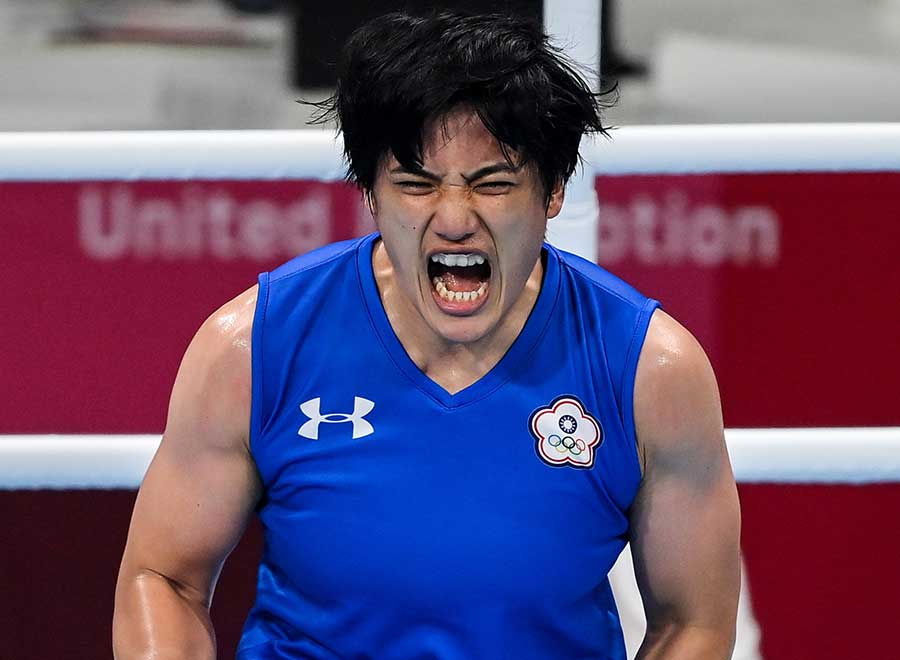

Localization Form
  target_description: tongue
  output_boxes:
[438,266,485,292]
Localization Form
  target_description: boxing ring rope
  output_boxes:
[2,124,900,181]
[1,428,899,489]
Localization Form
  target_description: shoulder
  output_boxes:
[166,285,258,452]
[194,284,258,356]
[267,235,368,284]
[632,310,724,476]
[553,246,658,358]
[553,245,650,309]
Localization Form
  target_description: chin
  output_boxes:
[430,315,494,345]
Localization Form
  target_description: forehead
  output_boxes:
[385,109,520,172]
[424,111,507,162]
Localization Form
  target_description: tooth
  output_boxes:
[462,291,472,302]
[433,253,488,267]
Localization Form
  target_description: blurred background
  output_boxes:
[2,1,899,659]
[3,0,900,130]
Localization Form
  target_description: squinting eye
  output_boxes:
[397,181,434,194]
[477,182,514,192]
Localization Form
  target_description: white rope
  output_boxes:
[592,123,900,174]
[0,130,347,182]
[1,124,899,181]
[0,435,160,490]
[1,428,898,489]
[725,427,900,485]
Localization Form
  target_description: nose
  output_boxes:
[431,186,479,242]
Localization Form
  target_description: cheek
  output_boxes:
[495,205,547,247]
[373,210,413,241]
[375,213,425,282]
[376,197,427,234]
[494,212,547,276]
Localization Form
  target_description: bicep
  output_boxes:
[629,440,740,631]
[629,311,740,640]
[121,429,261,601]
[119,295,261,602]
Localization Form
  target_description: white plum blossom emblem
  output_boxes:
[529,395,602,469]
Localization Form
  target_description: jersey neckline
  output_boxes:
[355,232,561,409]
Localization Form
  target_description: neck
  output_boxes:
[372,240,543,394]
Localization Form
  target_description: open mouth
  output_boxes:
[427,252,492,309]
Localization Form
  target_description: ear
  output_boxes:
[365,190,378,216]
[546,179,565,219]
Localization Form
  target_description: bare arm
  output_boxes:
[113,287,262,660]
[630,311,741,659]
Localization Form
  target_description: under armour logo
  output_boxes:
[298,397,375,440]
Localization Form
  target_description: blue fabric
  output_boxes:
[239,233,660,659]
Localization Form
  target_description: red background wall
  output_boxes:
[2,173,898,659]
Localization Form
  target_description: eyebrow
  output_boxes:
[461,163,520,183]
[390,165,441,182]
[389,162,519,183]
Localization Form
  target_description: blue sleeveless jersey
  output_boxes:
[238,233,659,659]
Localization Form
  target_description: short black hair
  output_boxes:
[310,11,613,198]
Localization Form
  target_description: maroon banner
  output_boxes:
[595,172,900,427]
[2,180,373,433]
[2,173,899,660]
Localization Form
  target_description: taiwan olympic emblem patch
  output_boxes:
[529,395,603,469]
